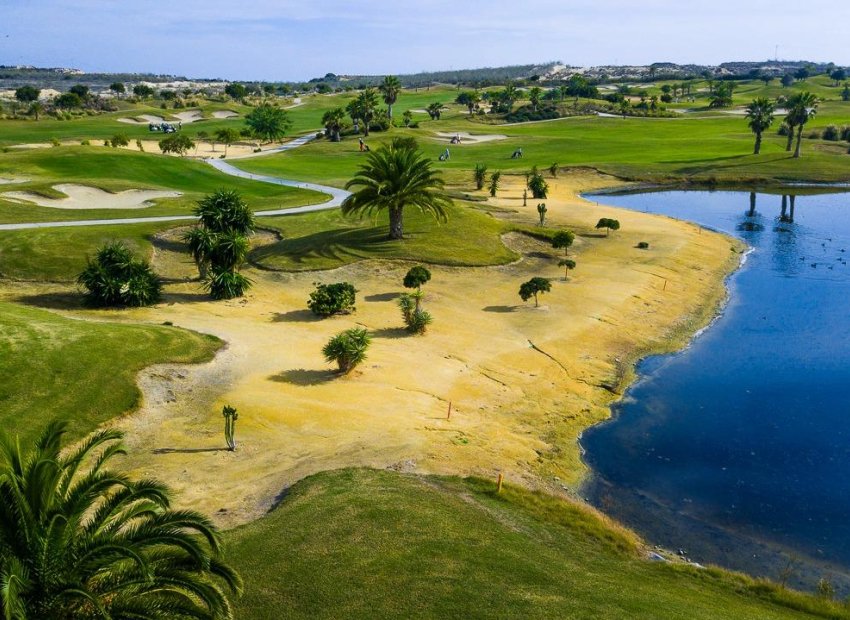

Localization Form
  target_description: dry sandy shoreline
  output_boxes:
[1,171,743,528]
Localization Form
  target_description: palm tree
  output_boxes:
[342,138,452,240]
[0,420,242,618]
[379,75,402,120]
[786,91,819,158]
[745,97,775,155]
[355,88,379,136]
[28,101,43,120]
[528,87,543,111]
[194,189,256,235]
[321,107,346,142]
[425,102,445,120]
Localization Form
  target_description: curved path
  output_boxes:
[0,134,349,231]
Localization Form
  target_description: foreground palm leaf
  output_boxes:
[0,421,242,618]
[342,138,452,240]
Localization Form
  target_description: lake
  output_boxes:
[581,189,850,589]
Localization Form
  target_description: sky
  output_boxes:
[1,0,849,81]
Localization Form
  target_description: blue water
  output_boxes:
[581,190,850,586]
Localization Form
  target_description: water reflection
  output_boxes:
[581,190,850,591]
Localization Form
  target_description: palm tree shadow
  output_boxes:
[483,305,519,313]
[250,226,394,267]
[152,447,229,454]
[13,291,83,310]
[270,368,336,385]
[371,326,409,339]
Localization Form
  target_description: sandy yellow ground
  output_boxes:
[2,172,742,528]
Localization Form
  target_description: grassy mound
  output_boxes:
[226,469,845,619]
[0,301,220,443]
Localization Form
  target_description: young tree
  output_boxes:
[0,421,242,617]
[781,74,794,88]
[110,133,129,148]
[245,103,292,143]
[558,258,576,280]
[379,75,402,119]
[224,82,248,100]
[519,277,551,307]
[77,241,161,307]
[551,230,575,255]
[403,265,431,291]
[473,163,488,190]
[456,91,481,114]
[549,162,559,178]
[402,109,413,127]
[398,292,432,333]
[426,101,445,120]
[596,217,621,236]
[158,133,195,156]
[745,97,775,155]
[28,100,44,120]
[69,84,90,101]
[109,81,125,97]
[215,127,241,155]
[132,83,155,98]
[537,202,548,226]
[323,328,371,373]
[488,170,501,197]
[222,404,239,450]
[14,85,39,103]
[342,137,451,240]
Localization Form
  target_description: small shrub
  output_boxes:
[110,133,129,148]
[840,126,850,142]
[204,267,252,300]
[777,124,790,136]
[307,282,357,316]
[50,137,61,147]
[528,170,548,199]
[596,218,621,236]
[807,130,821,140]
[323,328,371,373]
[637,241,650,249]
[403,266,431,290]
[80,139,90,146]
[398,292,432,334]
[77,241,162,307]
[816,577,835,600]
[822,125,840,141]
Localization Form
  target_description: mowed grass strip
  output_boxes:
[226,468,845,620]
[0,301,220,445]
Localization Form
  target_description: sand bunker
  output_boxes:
[0,177,29,185]
[212,110,239,119]
[2,183,181,209]
[434,131,508,144]
[117,115,167,125]
[173,110,204,123]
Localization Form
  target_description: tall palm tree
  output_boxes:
[379,75,402,120]
[0,421,242,618]
[355,88,379,136]
[342,138,452,240]
[786,91,819,158]
[528,87,543,111]
[745,97,775,155]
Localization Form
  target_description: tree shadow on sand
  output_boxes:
[483,305,519,313]
[13,291,84,311]
[370,326,409,339]
[272,309,321,323]
[270,368,336,385]
[152,447,229,454]
[364,291,400,302]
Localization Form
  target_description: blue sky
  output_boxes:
[1,0,848,81]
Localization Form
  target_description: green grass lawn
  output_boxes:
[0,146,323,224]
[226,468,846,619]
[251,201,517,271]
[0,301,220,445]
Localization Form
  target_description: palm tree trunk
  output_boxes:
[785,128,794,152]
[387,104,393,119]
[793,125,804,158]
[753,131,762,155]
[748,192,756,216]
[389,207,404,240]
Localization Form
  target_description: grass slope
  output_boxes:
[226,469,845,619]
[0,146,323,224]
[0,301,220,444]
